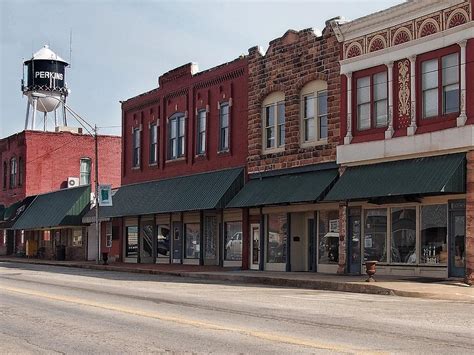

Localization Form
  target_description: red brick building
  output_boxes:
[0,129,121,258]
[325,0,474,281]
[88,57,248,266]
[227,22,343,272]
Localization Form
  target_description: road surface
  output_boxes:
[0,262,473,354]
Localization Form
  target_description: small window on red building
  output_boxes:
[132,127,141,167]
[18,157,23,186]
[356,71,388,131]
[149,123,158,165]
[421,52,459,119]
[219,103,230,152]
[2,161,7,189]
[196,109,206,155]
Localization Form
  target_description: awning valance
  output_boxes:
[227,167,339,208]
[324,153,466,202]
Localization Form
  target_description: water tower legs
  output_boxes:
[25,101,30,130]
[43,112,47,131]
[31,97,38,129]
[54,109,58,128]
[63,102,67,126]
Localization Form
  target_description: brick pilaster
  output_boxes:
[465,150,474,285]
[338,203,347,274]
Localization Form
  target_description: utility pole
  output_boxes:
[95,125,101,264]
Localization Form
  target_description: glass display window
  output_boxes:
[185,223,200,259]
[421,204,447,265]
[391,207,416,263]
[364,209,387,262]
[266,214,287,263]
[224,221,242,261]
[318,210,339,264]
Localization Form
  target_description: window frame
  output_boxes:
[353,65,389,135]
[262,92,285,154]
[300,81,329,146]
[167,113,186,160]
[418,46,460,125]
[149,122,158,165]
[3,161,7,190]
[196,109,207,156]
[132,127,141,168]
[18,157,23,187]
[9,157,17,189]
[218,102,230,152]
[79,157,91,186]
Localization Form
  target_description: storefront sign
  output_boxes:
[99,185,113,206]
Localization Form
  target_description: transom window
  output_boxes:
[219,103,230,152]
[79,158,91,185]
[301,80,328,144]
[132,127,140,168]
[421,52,459,119]
[149,123,158,164]
[196,109,206,155]
[168,113,185,160]
[262,92,285,151]
[356,71,388,130]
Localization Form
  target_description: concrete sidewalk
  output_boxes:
[1,257,473,303]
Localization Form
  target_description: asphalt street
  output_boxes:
[0,262,473,354]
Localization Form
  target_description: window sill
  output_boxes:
[195,154,207,161]
[217,150,231,157]
[131,166,140,170]
[165,157,186,164]
[300,139,328,148]
[148,162,158,167]
[262,147,285,155]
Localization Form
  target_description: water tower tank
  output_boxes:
[22,45,70,130]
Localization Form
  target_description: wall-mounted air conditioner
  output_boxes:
[67,177,80,188]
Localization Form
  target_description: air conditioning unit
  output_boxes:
[67,177,80,188]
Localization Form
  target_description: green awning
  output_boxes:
[2,196,37,229]
[324,153,466,201]
[83,167,244,220]
[12,186,91,230]
[227,167,339,208]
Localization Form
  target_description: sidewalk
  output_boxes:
[1,257,473,303]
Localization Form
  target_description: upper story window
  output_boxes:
[168,113,185,160]
[262,92,285,152]
[18,157,23,186]
[9,157,17,189]
[149,123,158,165]
[300,81,328,145]
[356,70,388,131]
[80,158,91,185]
[132,127,141,168]
[219,103,230,152]
[421,52,459,119]
[197,109,206,155]
[3,161,7,189]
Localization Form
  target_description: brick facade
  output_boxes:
[0,130,121,207]
[247,24,340,174]
[121,58,248,186]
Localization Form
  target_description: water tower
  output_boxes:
[22,45,70,131]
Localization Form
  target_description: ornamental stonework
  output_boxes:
[397,59,410,129]
[343,1,472,59]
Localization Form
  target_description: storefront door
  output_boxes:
[449,207,466,278]
[308,218,316,272]
[348,208,362,274]
[172,221,183,264]
[140,219,154,263]
[250,224,260,270]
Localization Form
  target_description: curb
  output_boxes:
[1,258,471,303]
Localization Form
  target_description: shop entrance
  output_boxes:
[348,208,362,274]
[290,213,307,272]
[449,201,466,278]
[308,218,316,272]
[172,222,183,264]
[139,218,154,263]
[250,224,260,270]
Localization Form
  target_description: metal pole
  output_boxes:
[25,101,30,130]
[95,125,101,264]
[32,98,37,129]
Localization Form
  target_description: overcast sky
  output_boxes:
[0,0,404,138]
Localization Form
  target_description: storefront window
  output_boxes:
[72,229,83,247]
[364,209,387,262]
[391,207,416,263]
[157,225,170,258]
[318,210,339,264]
[224,222,242,261]
[126,226,138,258]
[204,216,217,259]
[421,204,447,264]
[267,214,287,263]
[141,223,154,259]
[185,223,200,259]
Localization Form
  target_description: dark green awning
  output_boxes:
[324,153,466,201]
[83,167,244,220]
[12,186,91,230]
[2,196,37,229]
[227,168,339,208]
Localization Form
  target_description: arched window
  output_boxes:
[10,157,17,189]
[168,113,186,160]
[262,92,285,152]
[300,80,328,145]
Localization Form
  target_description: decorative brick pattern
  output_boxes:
[337,203,347,274]
[247,25,340,174]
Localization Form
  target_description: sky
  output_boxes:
[0,0,404,138]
